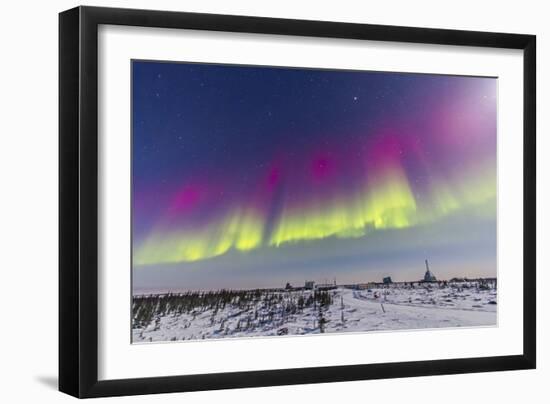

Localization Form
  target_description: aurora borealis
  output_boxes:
[132,61,497,291]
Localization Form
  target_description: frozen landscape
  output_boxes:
[130,64,498,344]
[132,279,497,343]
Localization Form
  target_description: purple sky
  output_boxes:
[132,61,496,291]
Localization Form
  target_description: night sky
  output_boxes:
[132,60,497,292]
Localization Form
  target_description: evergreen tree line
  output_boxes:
[132,289,334,330]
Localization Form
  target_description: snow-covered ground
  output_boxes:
[132,283,497,343]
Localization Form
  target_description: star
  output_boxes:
[353,96,358,101]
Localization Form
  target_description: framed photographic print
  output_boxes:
[59,6,536,398]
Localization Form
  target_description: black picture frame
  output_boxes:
[59,5,536,398]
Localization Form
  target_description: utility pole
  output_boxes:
[340,296,345,323]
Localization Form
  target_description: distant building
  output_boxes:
[316,283,337,291]
[423,259,437,282]
[304,280,315,290]
[383,276,393,284]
